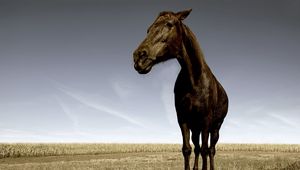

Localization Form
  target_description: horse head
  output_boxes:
[133,9,192,74]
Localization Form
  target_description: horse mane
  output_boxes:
[181,24,206,65]
[180,23,216,81]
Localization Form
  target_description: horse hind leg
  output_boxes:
[191,131,200,170]
[209,129,219,170]
[201,129,209,170]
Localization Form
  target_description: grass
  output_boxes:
[0,143,299,170]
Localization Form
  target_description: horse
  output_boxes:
[133,9,228,170]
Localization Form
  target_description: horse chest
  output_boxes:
[174,72,212,115]
[178,91,210,113]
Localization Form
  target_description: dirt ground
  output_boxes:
[0,151,299,170]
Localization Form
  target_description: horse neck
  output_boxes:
[177,24,208,87]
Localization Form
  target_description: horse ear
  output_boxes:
[176,9,192,21]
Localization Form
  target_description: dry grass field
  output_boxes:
[0,143,299,170]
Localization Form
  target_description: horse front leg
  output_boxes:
[201,128,209,170]
[180,123,192,170]
[191,130,200,170]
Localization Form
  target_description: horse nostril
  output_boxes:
[133,48,148,63]
[138,49,147,57]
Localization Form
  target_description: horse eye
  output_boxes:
[166,22,173,28]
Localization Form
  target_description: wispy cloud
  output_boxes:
[0,129,45,142]
[268,113,298,128]
[161,83,177,126]
[158,62,179,126]
[0,129,36,138]
[54,95,79,131]
[112,80,132,100]
[53,82,145,128]
[0,129,99,143]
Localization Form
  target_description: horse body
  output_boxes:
[174,27,228,169]
[174,32,228,169]
[133,9,228,170]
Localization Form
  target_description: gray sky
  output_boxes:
[0,0,299,143]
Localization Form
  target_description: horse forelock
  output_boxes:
[147,12,177,33]
[159,11,175,17]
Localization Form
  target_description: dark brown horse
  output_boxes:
[133,9,228,170]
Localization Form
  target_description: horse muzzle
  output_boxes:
[134,57,153,74]
[133,47,154,74]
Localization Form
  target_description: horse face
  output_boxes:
[133,9,192,74]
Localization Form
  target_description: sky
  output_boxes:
[0,0,299,144]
